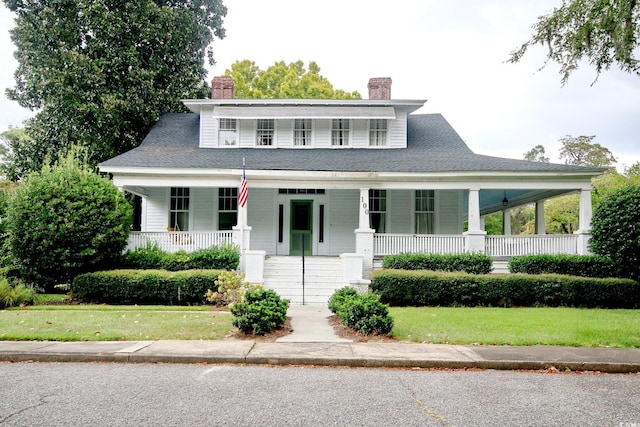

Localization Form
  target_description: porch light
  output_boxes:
[502,191,509,207]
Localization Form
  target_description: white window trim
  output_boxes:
[293,118,314,148]
[368,119,389,147]
[255,118,276,148]
[218,118,238,147]
[331,118,351,148]
[412,190,440,234]
[168,187,191,231]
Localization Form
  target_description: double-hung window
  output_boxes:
[169,187,189,231]
[256,119,274,146]
[331,119,350,146]
[415,190,435,234]
[369,189,387,232]
[218,118,237,146]
[294,119,312,146]
[369,119,388,146]
[218,188,238,230]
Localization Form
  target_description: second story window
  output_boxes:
[331,119,350,146]
[218,118,237,146]
[294,119,312,146]
[369,119,388,146]
[256,119,274,146]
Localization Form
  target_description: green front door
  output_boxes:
[290,200,312,256]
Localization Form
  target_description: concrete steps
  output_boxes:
[263,256,345,305]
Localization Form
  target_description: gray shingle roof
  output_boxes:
[100,113,601,173]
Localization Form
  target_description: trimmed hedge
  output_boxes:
[328,287,394,335]
[508,254,618,278]
[73,269,223,305]
[370,269,640,308]
[382,253,493,275]
[122,243,239,271]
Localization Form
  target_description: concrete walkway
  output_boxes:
[276,305,351,343]
[0,306,638,373]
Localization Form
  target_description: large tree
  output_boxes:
[3,0,227,180]
[523,144,550,163]
[226,60,361,99]
[509,0,640,84]
[558,135,617,167]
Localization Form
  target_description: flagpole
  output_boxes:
[240,158,246,270]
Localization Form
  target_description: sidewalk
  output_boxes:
[0,306,638,373]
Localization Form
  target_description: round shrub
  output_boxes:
[230,289,290,335]
[7,151,132,289]
[590,184,640,281]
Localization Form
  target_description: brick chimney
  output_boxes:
[211,76,234,99]
[367,77,392,100]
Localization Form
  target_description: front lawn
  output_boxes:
[0,305,232,341]
[390,307,640,348]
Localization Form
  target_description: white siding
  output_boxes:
[145,187,169,232]
[351,119,368,148]
[327,189,358,254]
[248,188,277,253]
[389,110,407,148]
[314,119,331,148]
[276,119,293,148]
[192,188,215,231]
[387,190,412,233]
[438,190,462,233]
[200,106,217,148]
[239,120,254,147]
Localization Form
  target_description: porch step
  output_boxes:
[491,260,510,274]
[263,256,345,305]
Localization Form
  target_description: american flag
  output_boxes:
[238,162,248,208]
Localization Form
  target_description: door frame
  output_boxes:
[289,199,313,256]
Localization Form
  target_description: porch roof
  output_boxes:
[100,113,603,175]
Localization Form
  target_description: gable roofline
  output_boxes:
[182,98,427,114]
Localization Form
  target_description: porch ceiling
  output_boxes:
[476,189,576,215]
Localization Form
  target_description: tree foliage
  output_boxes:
[509,0,640,84]
[225,60,362,99]
[524,144,550,163]
[591,183,640,281]
[6,148,132,289]
[559,135,617,167]
[3,0,227,179]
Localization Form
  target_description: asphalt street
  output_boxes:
[1,362,638,426]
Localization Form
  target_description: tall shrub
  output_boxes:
[7,148,132,289]
[590,184,640,281]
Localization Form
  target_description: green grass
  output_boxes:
[390,307,640,348]
[0,306,232,341]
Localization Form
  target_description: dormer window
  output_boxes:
[256,119,274,146]
[369,119,388,146]
[332,119,350,146]
[294,119,312,146]
[218,118,237,146]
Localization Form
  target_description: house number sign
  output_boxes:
[361,196,369,215]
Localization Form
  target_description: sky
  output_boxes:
[1,0,639,169]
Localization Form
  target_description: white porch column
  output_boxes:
[233,202,252,273]
[535,201,546,235]
[502,209,512,236]
[574,188,593,254]
[355,188,375,278]
[464,188,486,253]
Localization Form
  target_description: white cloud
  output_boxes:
[1,0,639,168]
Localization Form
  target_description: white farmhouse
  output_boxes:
[100,76,603,303]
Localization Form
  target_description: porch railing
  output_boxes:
[127,231,234,253]
[373,234,466,256]
[486,235,578,257]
